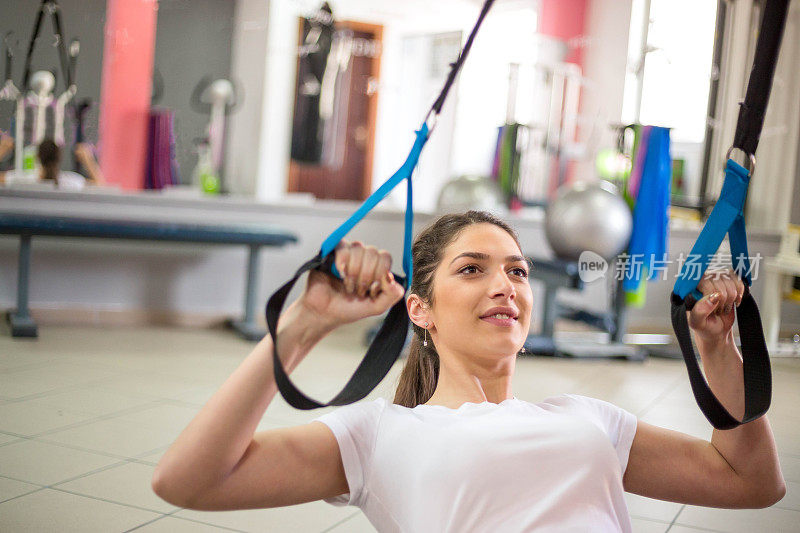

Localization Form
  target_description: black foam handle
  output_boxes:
[265,252,409,409]
[670,286,771,430]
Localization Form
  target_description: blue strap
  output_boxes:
[320,123,429,288]
[673,159,751,300]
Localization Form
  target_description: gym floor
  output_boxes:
[0,325,798,532]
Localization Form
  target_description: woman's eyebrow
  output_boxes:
[449,252,528,266]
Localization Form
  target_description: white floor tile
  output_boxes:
[0,475,41,503]
[667,526,721,532]
[325,511,376,532]
[0,488,160,532]
[96,373,214,401]
[0,439,121,485]
[41,417,181,458]
[0,431,22,445]
[0,362,121,399]
[674,504,800,532]
[0,400,99,436]
[775,480,800,512]
[174,500,354,532]
[113,403,203,432]
[780,454,800,484]
[26,387,157,417]
[129,515,241,532]
[54,461,177,514]
[630,517,670,532]
[625,492,684,523]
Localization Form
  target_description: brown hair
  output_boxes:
[37,139,61,182]
[392,210,522,408]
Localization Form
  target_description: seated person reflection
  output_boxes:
[0,134,104,190]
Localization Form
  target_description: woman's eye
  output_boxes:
[459,265,479,274]
[511,268,529,278]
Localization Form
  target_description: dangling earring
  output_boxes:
[423,322,429,347]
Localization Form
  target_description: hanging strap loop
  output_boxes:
[671,161,771,429]
[671,0,789,429]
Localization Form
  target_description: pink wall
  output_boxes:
[539,0,589,66]
[98,0,157,190]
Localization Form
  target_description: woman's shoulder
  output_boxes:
[314,397,388,427]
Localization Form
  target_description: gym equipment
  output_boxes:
[544,180,632,261]
[436,175,504,214]
[266,0,496,410]
[523,255,645,361]
[190,76,241,192]
[671,0,789,430]
[493,62,593,207]
[762,225,800,353]
[0,212,297,339]
[6,0,80,177]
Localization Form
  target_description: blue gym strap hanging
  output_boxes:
[266,0,496,410]
[671,0,789,430]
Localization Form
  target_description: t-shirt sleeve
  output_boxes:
[312,397,386,507]
[548,394,638,473]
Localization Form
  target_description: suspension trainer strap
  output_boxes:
[671,162,771,429]
[733,0,790,156]
[671,0,789,430]
[22,0,72,92]
[266,0,496,410]
[430,0,495,115]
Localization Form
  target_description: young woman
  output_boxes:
[152,211,785,532]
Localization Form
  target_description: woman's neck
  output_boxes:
[424,352,515,408]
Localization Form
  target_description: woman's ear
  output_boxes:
[406,293,430,328]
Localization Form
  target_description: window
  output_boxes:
[622,0,720,204]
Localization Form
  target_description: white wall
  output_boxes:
[574,0,634,183]
[226,0,271,197]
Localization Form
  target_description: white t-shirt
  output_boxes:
[55,170,87,191]
[314,394,638,533]
[4,169,86,190]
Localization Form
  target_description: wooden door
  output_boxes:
[288,20,382,201]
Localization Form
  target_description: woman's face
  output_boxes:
[428,223,533,359]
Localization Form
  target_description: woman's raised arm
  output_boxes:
[151,242,403,510]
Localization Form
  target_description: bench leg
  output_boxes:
[230,244,267,341]
[8,234,38,338]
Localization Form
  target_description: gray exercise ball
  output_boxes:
[437,175,504,213]
[544,180,632,261]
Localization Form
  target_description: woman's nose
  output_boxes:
[490,269,515,298]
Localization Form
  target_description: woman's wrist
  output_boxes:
[278,299,335,355]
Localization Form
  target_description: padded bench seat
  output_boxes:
[0,212,298,340]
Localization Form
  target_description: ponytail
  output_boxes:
[393,327,438,408]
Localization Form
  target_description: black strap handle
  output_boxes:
[265,254,410,410]
[732,0,790,156]
[671,285,772,430]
